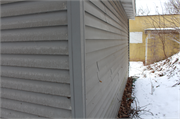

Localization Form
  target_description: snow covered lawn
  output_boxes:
[130,52,180,119]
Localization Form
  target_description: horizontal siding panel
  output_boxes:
[95,49,127,83]
[1,1,71,118]
[1,55,69,69]
[114,1,128,20]
[86,71,99,94]
[85,1,125,32]
[87,54,125,102]
[1,1,67,17]
[104,75,128,118]
[88,0,127,31]
[1,98,71,118]
[93,0,126,29]
[1,77,71,97]
[84,1,106,23]
[111,52,128,81]
[100,0,120,21]
[105,97,118,118]
[1,11,67,30]
[1,88,71,110]
[0,1,25,4]
[94,75,120,118]
[87,73,119,117]
[99,61,129,118]
[1,41,68,55]
[86,43,127,69]
[97,46,127,72]
[85,12,121,35]
[102,49,127,74]
[105,60,128,118]
[1,26,68,42]
[85,63,98,82]
[111,1,127,21]
[89,0,105,12]
[85,26,121,40]
[85,47,128,118]
[85,0,129,117]
[86,50,128,93]
[101,0,127,29]
[105,93,121,118]
[111,50,128,74]
[86,38,127,53]
[109,1,127,25]
[110,99,120,118]
[106,72,127,118]
[86,52,127,102]
[96,76,120,118]
[86,69,112,109]
[1,66,70,83]
[1,108,41,118]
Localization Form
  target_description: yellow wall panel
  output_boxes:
[130,15,180,64]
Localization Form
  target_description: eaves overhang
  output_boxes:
[120,0,136,19]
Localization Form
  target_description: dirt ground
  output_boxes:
[118,77,134,118]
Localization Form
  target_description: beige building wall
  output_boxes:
[130,15,180,64]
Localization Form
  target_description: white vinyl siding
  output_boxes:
[1,1,71,118]
[84,0,129,118]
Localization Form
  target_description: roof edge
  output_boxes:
[120,0,136,19]
[131,0,136,19]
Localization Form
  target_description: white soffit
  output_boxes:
[120,0,136,19]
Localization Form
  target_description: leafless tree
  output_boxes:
[135,0,180,64]
[144,14,180,60]
[164,0,180,14]
[163,0,180,45]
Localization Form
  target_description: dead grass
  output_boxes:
[118,77,134,118]
[117,77,153,119]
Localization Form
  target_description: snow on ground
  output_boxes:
[130,52,180,119]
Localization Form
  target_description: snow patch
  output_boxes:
[130,52,180,119]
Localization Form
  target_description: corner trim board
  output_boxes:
[68,1,86,118]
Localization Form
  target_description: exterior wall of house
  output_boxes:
[130,15,180,64]
[84,0,129,118]
[1,1,134,118]
[1,1,72,118]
